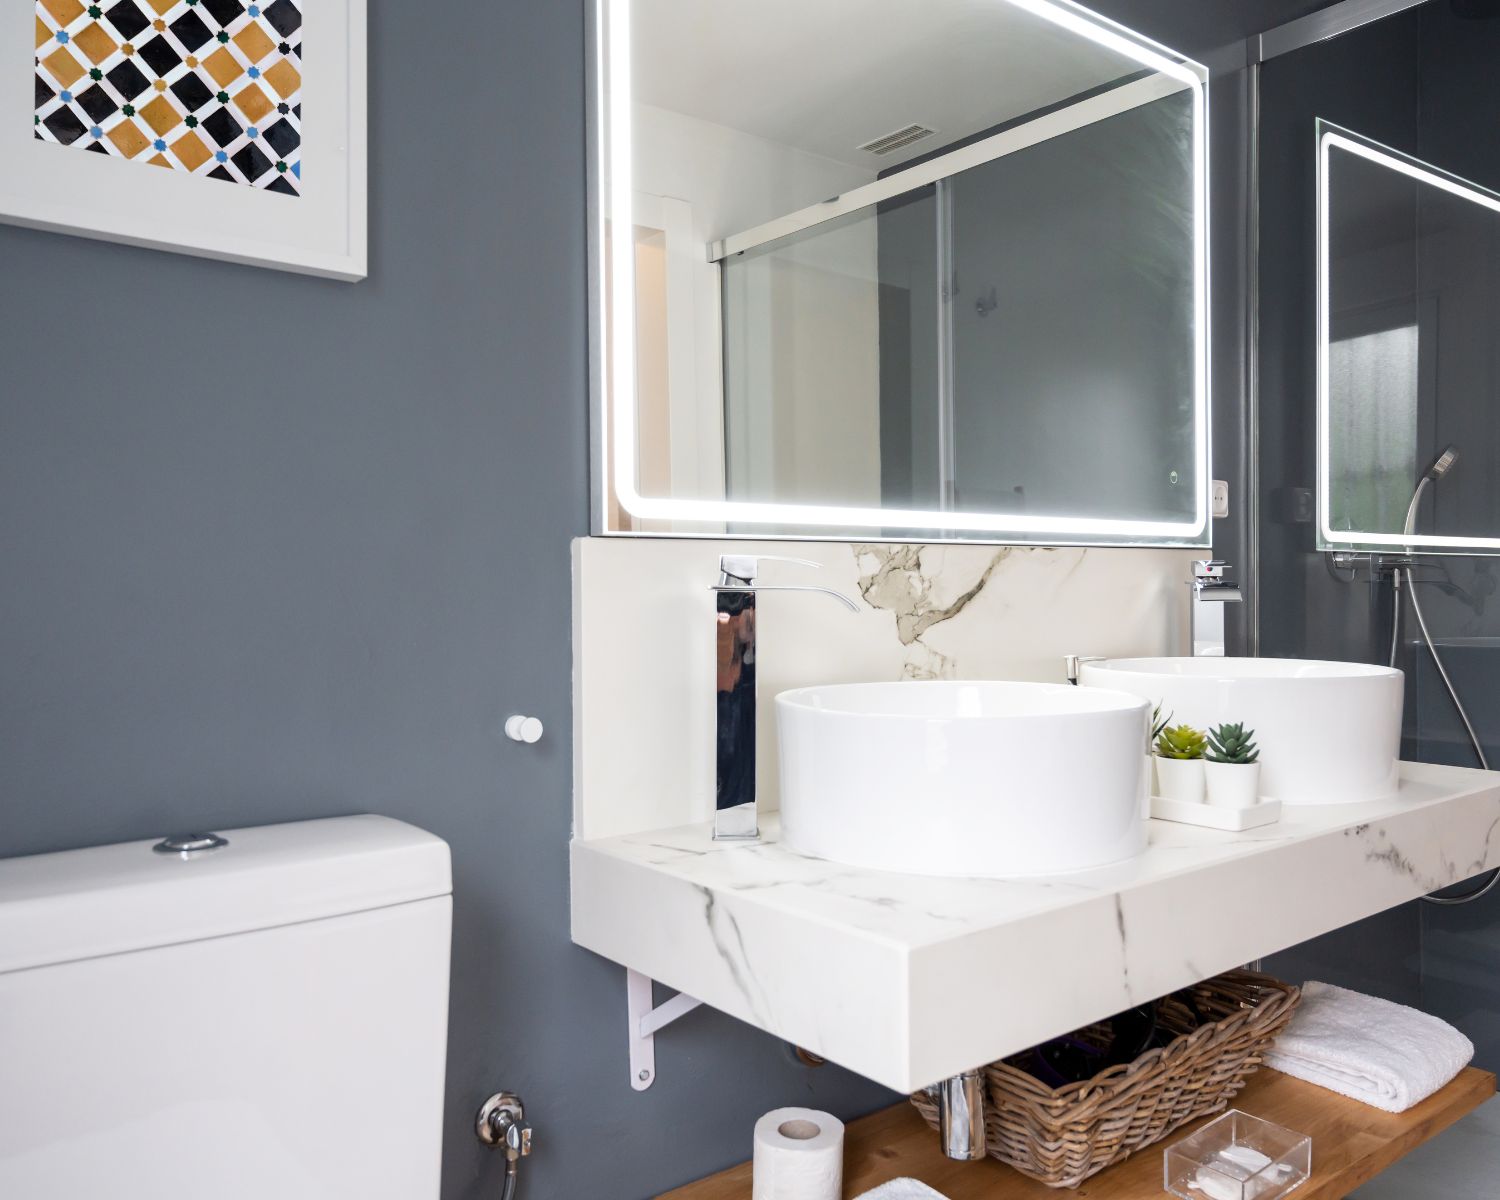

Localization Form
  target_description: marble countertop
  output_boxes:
[570,760,1500,1093]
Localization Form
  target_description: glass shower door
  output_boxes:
[945,89,1201,525]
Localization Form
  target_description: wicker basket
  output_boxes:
[910,970,1300,1189]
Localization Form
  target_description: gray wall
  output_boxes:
[1,4,898,1197]
[0,2,1342,1198]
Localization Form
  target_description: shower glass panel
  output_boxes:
[721,191,940,510]
[720,90,1200,526]
[947,91,1197,522]
[1325,323,1420,538]
[1257,0,1500,1080]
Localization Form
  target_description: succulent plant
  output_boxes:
[1155,723,1207,760]
[1150,702,1173,751]
[1206,722,1259,765]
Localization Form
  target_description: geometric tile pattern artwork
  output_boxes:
[35,0,301,196]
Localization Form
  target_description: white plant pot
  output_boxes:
[1155,755,1205,804]
[1204,760,1261,809]
[1142,753,1156,818]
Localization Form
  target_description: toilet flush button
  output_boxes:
[153,833,229,857]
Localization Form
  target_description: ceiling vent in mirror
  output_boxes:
[857,124,936,156]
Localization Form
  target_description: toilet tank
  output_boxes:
[0,815,452,1200]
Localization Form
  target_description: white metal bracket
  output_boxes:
[627,968,704,1091]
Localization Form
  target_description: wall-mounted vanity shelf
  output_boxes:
[661,1067,1497,1199]
[571,760,1500,1093]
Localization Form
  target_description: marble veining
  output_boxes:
[853,544,1014,679]
[573,536,1194,840]
[571,760,1500,1092]
[1113,894,1136,1005]
[698,886,772,1026]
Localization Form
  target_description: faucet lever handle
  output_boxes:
[717,554,821,586]
[1192,559,1229,580]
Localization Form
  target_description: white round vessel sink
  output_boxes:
[775,681,1150,878]
[1078,657,1403,805]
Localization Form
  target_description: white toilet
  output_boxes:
[0,815,453,1199]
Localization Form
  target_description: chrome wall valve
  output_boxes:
[476,1091,532,1198]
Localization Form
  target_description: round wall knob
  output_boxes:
[505,715,544,744]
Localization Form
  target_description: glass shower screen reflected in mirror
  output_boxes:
[1319,123,1500,552]
[600,0,1210,541]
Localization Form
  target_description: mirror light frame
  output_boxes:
[1317,122,1500,553]
[591,0,1212,544]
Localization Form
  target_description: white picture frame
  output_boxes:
[10,0,366,280]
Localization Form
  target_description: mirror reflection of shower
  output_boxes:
[1402,445,1459,540]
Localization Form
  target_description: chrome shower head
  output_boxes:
[1425,445,1459,481]
[1404,446,1459,538]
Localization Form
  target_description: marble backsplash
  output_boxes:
[573,538,1197,840]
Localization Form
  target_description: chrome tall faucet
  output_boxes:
[713,555,857,841]
[1190,559,1242,657]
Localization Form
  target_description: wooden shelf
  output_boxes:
[662,1067,1495,1200]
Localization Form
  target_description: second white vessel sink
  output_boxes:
[775,681,1150,878]
[1078,657,1404,805]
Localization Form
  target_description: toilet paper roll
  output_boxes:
[752,1107,844,1200]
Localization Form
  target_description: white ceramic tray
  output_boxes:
[1151,795,1283,831]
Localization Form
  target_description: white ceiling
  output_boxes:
[631,0,1155,172]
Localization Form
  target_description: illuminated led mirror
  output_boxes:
[1319,122,1500,554]
[593,0,1210,543]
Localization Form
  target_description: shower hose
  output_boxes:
[1391,566,1499,905]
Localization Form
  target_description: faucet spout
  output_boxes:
[713,583,859,612]
[1064,654,1104,685]
[713,557,857,841]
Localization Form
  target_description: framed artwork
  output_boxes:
[9,0,365,279]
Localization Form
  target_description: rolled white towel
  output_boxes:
[854,1180,950,1200]
[1263,981,1473,1113]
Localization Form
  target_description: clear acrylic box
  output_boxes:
[1163,1109,1311,1200]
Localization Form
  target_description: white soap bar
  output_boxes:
[1188,1168,1244,1200]
[1219,1145,1273,1173]
[1188,1145,1289,1200]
